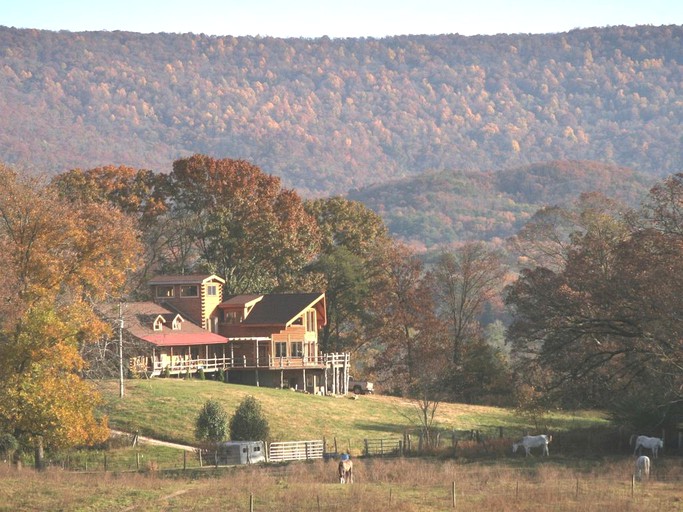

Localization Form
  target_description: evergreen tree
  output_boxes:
[229,396,270,442]
[195,400,228,444]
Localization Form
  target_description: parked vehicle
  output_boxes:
[216,440,266,465]
[348,376,374,394]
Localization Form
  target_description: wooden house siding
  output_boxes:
[124,278,349,393]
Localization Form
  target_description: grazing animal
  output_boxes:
[630,435,664,458]
[634,455,651,481]
[512,434,552,457]
[338,455,353,484]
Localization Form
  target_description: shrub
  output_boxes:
[195,400,228,444]
[162,366,170,378]
[0,433,18,459]
[229,395,270,442]
[217,369,225,382]
[197,368,205,380]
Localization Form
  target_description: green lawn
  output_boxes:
[96,379,608,450]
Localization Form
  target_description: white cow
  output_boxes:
[631,435,663,459]
[512,434,552,456]
[635,455,651,481]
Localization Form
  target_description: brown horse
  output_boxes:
[338,458,353,483]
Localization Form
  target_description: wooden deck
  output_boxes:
[133,352,349,378]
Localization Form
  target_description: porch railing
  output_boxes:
[142,354,337,376]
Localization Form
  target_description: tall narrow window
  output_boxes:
[275,342,287,358]
[206,285,217,296]
[306,310,317,332]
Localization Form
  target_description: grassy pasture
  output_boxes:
[95,379,608,450]
[1,457,681,511]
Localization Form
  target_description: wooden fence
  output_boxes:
[268,440,324,462]
[363,438,403,457]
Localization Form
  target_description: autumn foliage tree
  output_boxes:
[166,155,320,293]
[305,197,393,356]
[0,165,142,468]
[506,185,683,428]
[429,243,509,402]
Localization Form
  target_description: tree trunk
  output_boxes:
[12,450,22,471]
[34,436,45,471]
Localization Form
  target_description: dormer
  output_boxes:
[218,294,264,324]
[152,313,183,331]
[153,315,165,331]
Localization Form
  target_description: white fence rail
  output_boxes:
[269,440,324,462]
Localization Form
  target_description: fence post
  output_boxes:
[104,454,107,472]
[364,439,369,456]
[249,493,254,512]
[452,481,456,509]
[183,451,187,470]
[136,452,140,470]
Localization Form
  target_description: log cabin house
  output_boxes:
[111,274,349,394]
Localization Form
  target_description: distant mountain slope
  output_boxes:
[347,161,654,249]
[0,25,681,196]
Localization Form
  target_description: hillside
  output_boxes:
[96,379,606,448]
[348,160,654,249]
[0,25,681,197]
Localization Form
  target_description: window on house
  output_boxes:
[306,310,317,332]
[275,342,287,358]
[206,285,217,296]
[172,318,181,330]
[223,310,241,324]
[291,342,303,357]
[180,285,198,297]
[153,318,163,331]
[156,285,174,298]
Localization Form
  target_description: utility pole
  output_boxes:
[119,302,125,398]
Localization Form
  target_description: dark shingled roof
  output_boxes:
[245,293,323,325]
[222,293,324,326]
[147,274,225,285]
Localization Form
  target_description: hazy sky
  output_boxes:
[2,0,682,38]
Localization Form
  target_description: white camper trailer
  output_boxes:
[216,441,267,465]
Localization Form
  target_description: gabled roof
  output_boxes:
[99,302,227,347]
[221,294,263,307]
[221,292,325,326]
[147,274,226,285]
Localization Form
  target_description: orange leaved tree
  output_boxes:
[0,165,142,469]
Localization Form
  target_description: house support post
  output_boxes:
[254,339,260,387]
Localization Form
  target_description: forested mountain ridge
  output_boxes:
[0,25,681,197]
[348,160,654,249]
